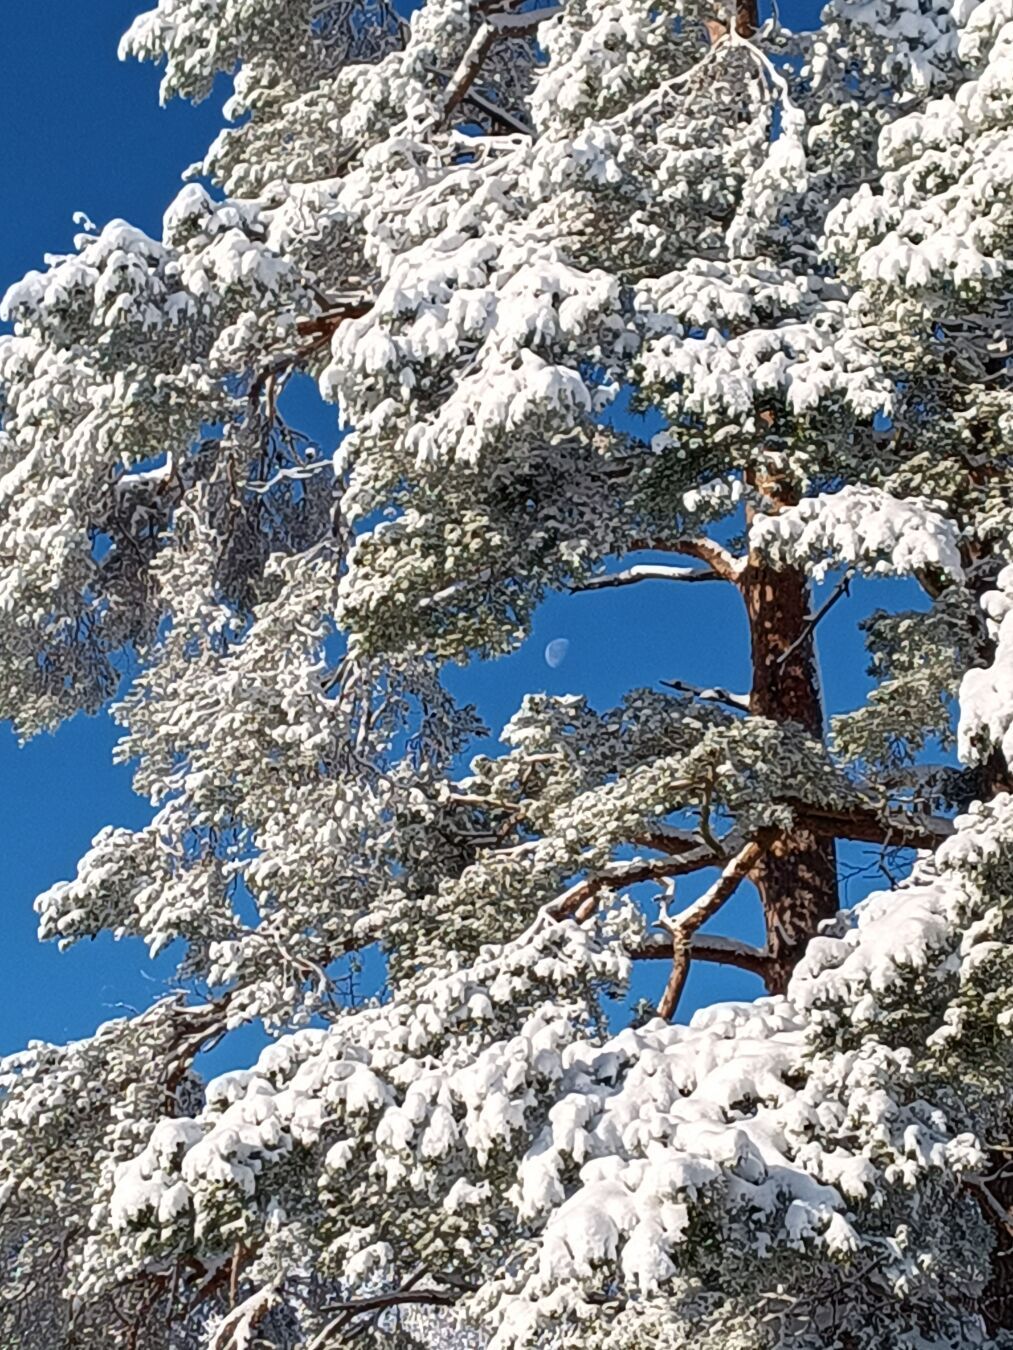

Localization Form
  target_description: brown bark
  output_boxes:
[628,933,773,980]
[735,0,758,37]
[975,1160,1013,1335]
[656,836,773,1018]
[742,473,839,994]
[793,801,952,851]
[705,0,758,41]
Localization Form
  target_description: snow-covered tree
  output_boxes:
[4,0,1013,1344]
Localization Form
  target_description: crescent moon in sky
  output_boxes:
[544,638,570,669]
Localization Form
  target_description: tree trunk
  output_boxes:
[742,474,839,994]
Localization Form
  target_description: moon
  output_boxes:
[544,638,570,669]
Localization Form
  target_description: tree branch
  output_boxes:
[690,934,772,977]
[655,833,774,1019]
[572,564,726,592]
[661,678,750,712]
[628,536,745,583]
[294,300,372,338]
[777,569,855,668]
[966,1174,1013,1240]
[308,1286,458,1350]
[486,5,560,33]
[461,84,533,136]
[630,825,710,856]
[629,932,772,980]
[791,800,953,851]
[322,1289,457,1317]
[421,62,534,135]
[211,1280,279,1350]
[550,837,736,921]
[439,22,498,125]
[249,300,371,405]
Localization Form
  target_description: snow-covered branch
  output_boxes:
[661,678,751,711]
[551,838,735,921]
[630,537,746,584]
[796,801,954,852]
[655,833,774,1018]
[628,931,772,979]
[5,0,1013,1338]
[572,564,727,592]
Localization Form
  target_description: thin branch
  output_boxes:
[211,1280,280,1350]
[461,85,533,136]
[777,569,854,668]
[421,61,534,135]
[656,833,773,1019]
[229,1243,242,1309]
[697,776,722,854]
[439,22,498,125]
[486,5,560,32]
[572,564,725,592]
[551,836,735,921]
[629,535,745,584]
[629,932,772,980]
[295,301,372,337]
[308,1288,457,1350]
[966,1174,1013,1239]
[661,679,751,712]
[630,824,709,856]
[791,800,953,851]
[322,1289,457,1317]
[188,1260,244,1320]
[249,300,371,406]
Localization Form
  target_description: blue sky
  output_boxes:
[0,3,910,1067]
[0,5,220,1054]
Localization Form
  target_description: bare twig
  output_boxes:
[777,569,854,668]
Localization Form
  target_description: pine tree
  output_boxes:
[3,0,1013,1344]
